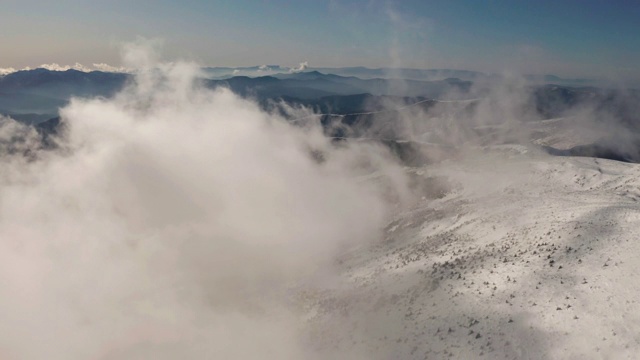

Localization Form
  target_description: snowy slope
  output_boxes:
[298,152,640,359]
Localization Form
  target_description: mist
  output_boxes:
[0,48,413,359]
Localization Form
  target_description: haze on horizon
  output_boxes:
[2,0,640,81]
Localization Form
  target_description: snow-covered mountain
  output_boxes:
[299,150,640,359]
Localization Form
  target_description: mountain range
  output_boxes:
[0,67,611,122]
[2,67,639,164]
[0,68,127,123]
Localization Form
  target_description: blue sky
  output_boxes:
[2,0,640,78]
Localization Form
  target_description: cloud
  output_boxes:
[121,37,165,70]
[289,61,309,73]
[0,67,16,75]
[91,63,131,73]
[35,62,92,72]
[0,41,406,359]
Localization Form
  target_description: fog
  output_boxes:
[0,48,410,359]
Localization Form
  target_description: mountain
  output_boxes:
[305,152,640,358]
[0,111,55,125]
[2,68,640,167]
[200,66,491,81]
[0,68,128,97]
[201,65,288,79]
[532,85,640,129]
[2,65,640,359]
[311,66,489,81]
[206,71,474,100]
[0,68,128,120]
[524,74,594,85]
[0,68,617,125]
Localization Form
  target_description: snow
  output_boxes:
[297,151,640,359]
[527,116,602,150]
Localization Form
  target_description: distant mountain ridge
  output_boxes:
[0,68,128,120]
[201,66,489,81]
[205,71,474,100]
[201,65,595,84]
[2,67,640,166]
[0,68,634,137]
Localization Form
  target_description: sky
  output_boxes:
[2,0,640,79]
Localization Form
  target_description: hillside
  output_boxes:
[300,151,640,359]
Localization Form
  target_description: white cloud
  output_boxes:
[0,42,406,359]
[91,63,131,73]
[0,67,16,75]
[36,62,92,72]
[257,64,271,72]
[289,61,309,73]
